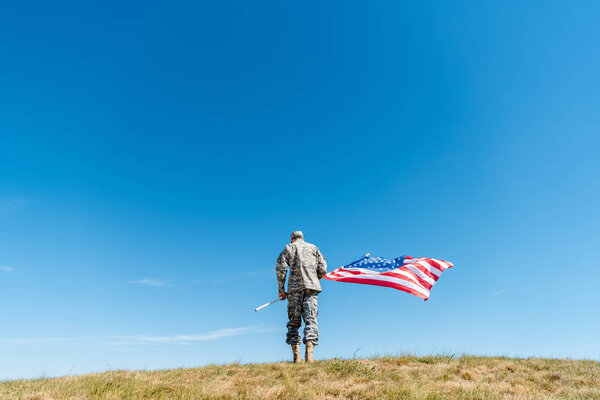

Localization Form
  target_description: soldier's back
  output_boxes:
[294,241,318,264]
[290,241,324,292]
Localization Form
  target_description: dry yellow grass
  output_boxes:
[1,356,599,399]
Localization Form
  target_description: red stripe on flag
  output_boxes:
[325,267,433,290]
[331,276,429,300]
[327,269,425,289]
[403,263,439,282]
[381,270,433,290]
[426,258,453,272]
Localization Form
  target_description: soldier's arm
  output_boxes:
[315,247,327,279]
[276,246,291,296]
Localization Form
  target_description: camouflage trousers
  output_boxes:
[286,289,319,345]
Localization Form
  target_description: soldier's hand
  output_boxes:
[279,292,287,300]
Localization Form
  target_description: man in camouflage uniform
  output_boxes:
[276,231,327,363]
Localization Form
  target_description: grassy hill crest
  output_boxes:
[2,356,599,399]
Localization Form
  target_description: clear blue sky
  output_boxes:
[1,0,599,380]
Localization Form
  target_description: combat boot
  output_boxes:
[305,342,315,363]
[291,344,301,363]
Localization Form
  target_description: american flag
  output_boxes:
[323,254,453,300]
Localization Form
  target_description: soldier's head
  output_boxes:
[290,231,304,243]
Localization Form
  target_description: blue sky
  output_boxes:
[1,0,599,379]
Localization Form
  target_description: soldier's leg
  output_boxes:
[302,290,319,345]
[286,292,303,345]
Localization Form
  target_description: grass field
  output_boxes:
[1,356,599,399]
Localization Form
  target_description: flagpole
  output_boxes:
[254,297,282,312]
[345,253,370,267]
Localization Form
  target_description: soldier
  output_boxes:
[276,231,327,363]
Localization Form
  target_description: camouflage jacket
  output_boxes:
[276,240,327,293]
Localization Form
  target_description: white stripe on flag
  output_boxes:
[412,260,442,277]
[334,271,430,297]
[401,265,437,285]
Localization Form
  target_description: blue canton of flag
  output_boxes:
[345,254,407,272]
